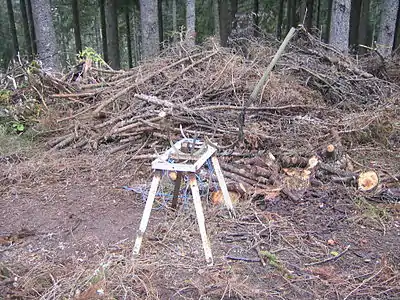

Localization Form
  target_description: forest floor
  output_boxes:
[0,129,399,299]
[1,32,400,299]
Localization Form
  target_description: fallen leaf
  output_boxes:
[330,251,339,257]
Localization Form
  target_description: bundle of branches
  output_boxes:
[353,45,400,87]
[229,29,398,107]
[0,55,31,90]
[28,29,399,161]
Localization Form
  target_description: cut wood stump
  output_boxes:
[358,170,379,192]
[326,144,336,160]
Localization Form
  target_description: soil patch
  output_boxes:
[1,150,399,299]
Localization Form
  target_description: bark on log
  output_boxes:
[251,165,272,178]
[222,163,269,184]
[319,162,356,178]
[223,171,267,189]
[325,144,336,160]
[281,156,309,168]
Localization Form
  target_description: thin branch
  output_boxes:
[305,245,351,267]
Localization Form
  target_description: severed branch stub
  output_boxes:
[325,144,336,160]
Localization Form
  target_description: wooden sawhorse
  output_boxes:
[132,139,235,266]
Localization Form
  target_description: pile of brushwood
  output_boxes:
[5,29,400,199]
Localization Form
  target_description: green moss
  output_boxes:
[259,250,287,273]
[0,124,37,155]
[0,89,11,105]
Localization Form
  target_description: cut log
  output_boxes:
[282,188,301,202]
[51,135,76,150]
[326,144,336,159]
[236,156,265,166]
[281,156,309,168]
[226,182,248,195]
[332,176,356,185]
[225,180,252,194]
[358,170,379,192]
[251,165,272,178]
[319,162,356,178]
[223,171,266,189]
[168,171,178,181]
[367,188,400,203]
[210,190,241,205]
[47,133,74,148]
[221,163,269,184]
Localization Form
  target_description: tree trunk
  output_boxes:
[299,0,306,24]
[26,0,37,55]
[6,0,19,56]
[72,0,82,53]
[106,0,120,69]
[305,0,314,30]
[293,0,299,25]
[358,0,370,53]
[20,0,33,58]
[219,0,229,46]
[132,3,140,65]
[140,0,160,59]
[61,29,68,66]
[31,0,60,70]
[329,0,351,53]
[231,0,238,30]
[186,0,196,45]
[100,0,108,62]
[277,0,284,39]
[253,0,259,36]
[172,0,177,38]
[316,0,321,29]
[213,0,220,39]
[394,4,400,50]
[349,0,361,48]
[371,3,378,49]
[125,10,133,68]
[377,0,399,57]
[287,0,297,31]
[94,9,101,53]
[325,0,333,42]
[158,0,164,46]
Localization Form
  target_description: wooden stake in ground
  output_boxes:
[250,27,297,103]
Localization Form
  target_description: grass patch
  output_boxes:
[351,196,392,231]
[259,250,291,275]
[0,124,38,156]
